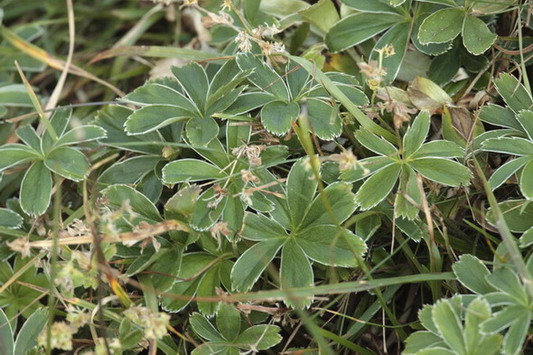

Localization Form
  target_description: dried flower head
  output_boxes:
[240,169,260,184]
[210,221,231,247]
[38,322,75,351]
[232,144,267,166]
[260,41,286,56]
[124,306,170,340]
[253,24,281,38]
[235,31,252,52]
[329,150,359,172]
[7,237,31,257]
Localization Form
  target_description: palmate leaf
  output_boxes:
[236,53,289,101]
[260,101,299,135]
[124,105,192,135]
[172,63,209,112]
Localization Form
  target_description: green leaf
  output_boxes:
[0,143,40,172]
[197,267,222,316]
[519,227,533,248]
[340,156,395,182]
[0,308,13,355]
[236,53,289,101]
[355,129,398,157]
[121,83,198,113]
[325,12,402,52]
[410,158,472,186]
[502,312,530,355]
[395,166,423,220]
[54,125,107,147]
[44,146,90,181]
[20,161,52,216]
[418,8,466,44]
[297,225,366,267]
[462,15,497,55]
[125,105,192,135]
[519,159,533,199]
[225,92,277,115]
[419,304,439,335]
[342,0,401,14]
[234,325,282,351]
[209,60,249,106]
[307,98,342,140]
[216,304,241,341]
[485,267,528,303]
[99,156,161,187]
[481,305,524,333]
[241,213,288,241]
[190,313,225,342]
[231,239,284,292]
[16,125,41,153]
[226,122,251,151]
[300,182,356,229]
[280,239,313,306]
[260,101,299,136]
[487,199,533,233]
[186,116,219,147]
[478,104,523,131]
[413,140,465,159]
[172,63,209,112]
[516,110,533,140]
[464,298,491,355]
[190,187,227,231]
[14,308,48,355]
[162,159,224,184]
[494,73,533,113]
[369,21,410,83]
[481,137,533,156]
[403,111,431,157]
[355,163,401,210]
[0,208,23,229]
[299,0,339,34]
[102,184,161,222]
[404,331,445,354]
[431,299,465,353]
[408,76,453,111]
[287,158,318,229]
[452,255,495,294]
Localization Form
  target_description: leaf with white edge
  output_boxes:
[298,0,339,34]
[487,199,533,233]
[297,225,366,267]
[241,213,288,241]
[280,239,313,307]
[125,105,193,135]
[300,182,356,229]
[403,111,430,157]
[189,313,224,342]
[410,158,472,186]
[236,53,289,101]
[0,208,23,229]
[413,140,465,159]
[325,12,402,52]
[231,238,284,292]
[418,8,465,44]
[54,125,107,147]
[462,15,497,55]
[0,308,13,355]
[16,125,41,152]
[224,92,277,115]
[355,163,401,210]
[419,304,439,336]
[209,60,250,106]
[162,159,224,184]
[404,331,445,354]
[502,312,530,355]
[340,156,395,182]
[41,108,71,152]
[494,73,533,113]
[307,98,342,140]
[172,63,209,112]
[99,156,161,187]
[519,159,533,199]
[285,60,310,100]
[519,227,533,248]
[14,308,48,355]
[480,305,524,333]
[190,187,227,231]
[0,143,40,172]
[408,76,453,112]
[186,116,219,147]
[481,137,533,156]
[342,0,401,14]
[20,161,52,217]
[478,104,523,131]
[370,21,410,83]
[287,158,318,229]
[464,297,491,354]
[196,267,222,316]
[216,304,241,341]
[516,110,533,140]
[485,267,528,303]
[355,129,398,157]
[431,299,465,353]
[395,166,423,220]
[102,184,161,222]
[260,101,299,136]
[121,83,198,113]
[452,255,495,294]
[44,146,90,181]
[235,325,282,351]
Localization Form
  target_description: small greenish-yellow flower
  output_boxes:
[382,44,396,58]
[37,321,74,351]
[124,306,170,340]
[95,337,121,355]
